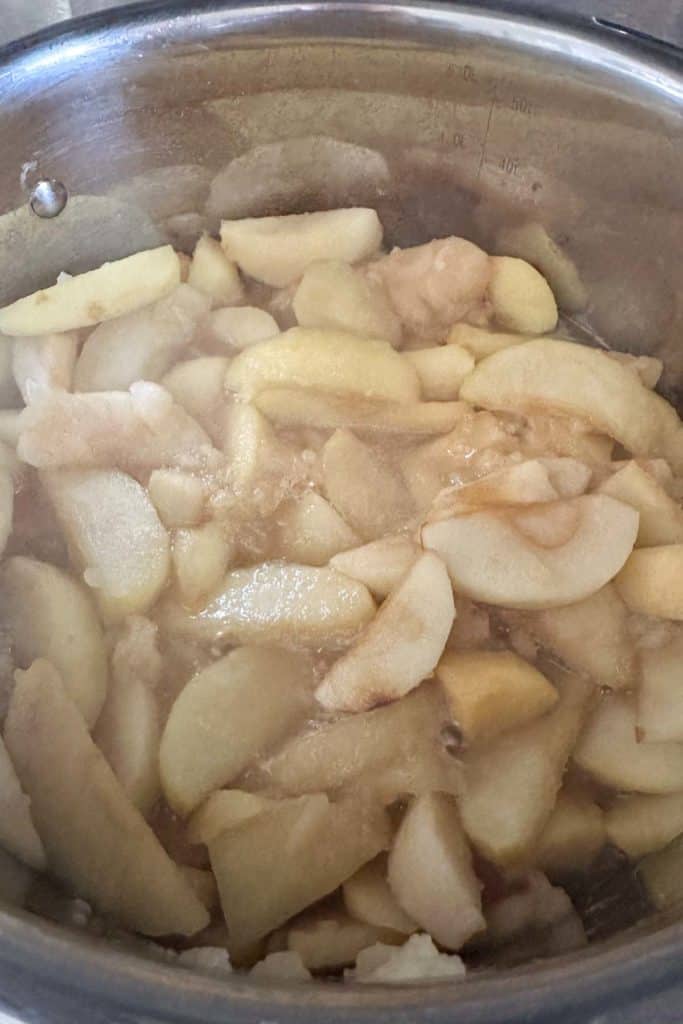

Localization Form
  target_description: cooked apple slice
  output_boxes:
[316,552,453,712]
[598,461,683,547]
[495,222,588,313]
[160,647,314,815]
[43,468,170,622]
[161,356,231,443]
[573,694,683,793]
[487,256,558,334]
[5,660,209,936]
[614,545,683,619]
[606,793,683,860]
[329,536,420,600]
[458,668,593,865]
[322,429,414,542]
[293,259,401,346]
[446,323,525,360]
[0,734,45,870]
[220,208,382,287]
[74,285,210,393]
[520,412,614,465]
[534,789,606,877]
[404,345,475,401]
[225,327,420,403]
[206,306,279,350]
[539,457,592,498]
[387,792,484,950]
[12,332,78,402]
[426,460,561,521]
[638,636,683,742]
[159,562,375,649]
[520,584,636,691]
[287,907,400,970]
[343,856,417,935]
[187,790,274,845]
[638,833,683,909]
[172,522,235,609]
[422,494,638,610]
[436,650,558,743]
[148,469,206,529]
[274,492,359,566]
[608,352,663,390]
[0,555,108,727]
[0,246,181,336]
[254,388,464,436]
[209,793,391,947]
[223,402,304,516]
[460,338,683,468]
[187,235,244,306]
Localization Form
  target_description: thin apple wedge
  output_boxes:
[0,556,108,727]
[422,494,638,609]
[574,694,683,793]
[638,636,683,742]
[0,734,45,870]
[487,256,558,334]
[329,536,420,599]
[187,790,275,845]
[223,403,305,516]
[343,856,417,935]
[534,789,606,878]
[220,208,382,287]
[172,522,235,610]
[274,492,359,567]
[5,660,209,936]
[606,793,683,860]
[0,246,180,336]
[160,647,315,815]
[457,668,593,866]
[316,552,453,712]
[292,259,402,346]
[208,793,391,947]
[147,470,206,529]
[187,235,243,306]
[495,221,588,313]
[159,562,375,648]
[387,792,484,950]
[598,461,683,547]
[460,338,683,468]
[614,545,683,619]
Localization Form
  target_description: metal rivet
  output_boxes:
[29,179,68,218]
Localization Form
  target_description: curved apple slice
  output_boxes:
[460,338,683,469]
[422,494,638,610]
[614,545,683,620]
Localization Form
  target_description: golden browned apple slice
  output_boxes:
[172,522,235,609]
[293,259,401,346]
[343,856,417,935]
[606,793,683,860]
[487,256,558,334]
[457,668,593,866]
[387,792,484,950]
[208,793,391,947]
[0,734,45,870]
[598,461,683,547]
[12,332,78,402]
[329,536,420,600]
[42,468,170,622]
[460,338,683,468]
[159,562,375,649]
[225,327,420,403]
[287,907,400,970]
[274,492,359,567]
[422,494,638,610]
[187,235,244,306]
[160,647,315,815]
[436,650,558,743]
[638,636,683,742]
[404,345,475,401]
[614,545,683,619]
[534,789,606,878]
[5,660,209,936]
[0,556,108,727]
[187,790,274,845]
[573,694,683,793]
[0,246,181,336]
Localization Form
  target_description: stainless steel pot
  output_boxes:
[0,2,681,1022]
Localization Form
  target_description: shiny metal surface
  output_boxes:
[0,3,681,1022]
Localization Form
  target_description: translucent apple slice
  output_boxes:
[329,536,420,600]
[172,522,235,610]
[315,552,454,712]
[422,494,638,610]
[614,545,683,620]
[5,660,209,936]
[274,492,359,567]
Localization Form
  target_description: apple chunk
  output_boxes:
[160,647,314,815]
[387,792,484,950]
[422,494,638,609]
[5,660,209,936]
[316,552,454,712]
[598,461,683,547]
[614,545,683,620]
[274,492,359,567]
[0,246,180,336]
[638,636,683,742]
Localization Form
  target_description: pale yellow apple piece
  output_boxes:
[608,352,663,390]
[205,306,279,350]
[160,646,314,815]
[161,356,231,443]
[0,555,107,727]
[5,660,209,936]
[316,552,454,712]
[12,331,78,402]
[180,866,219,912]
[220,208,382,287]
[534,790,606,877]
[172,522,235,609]
[638,636,683,742]
[43,468,170,622]
[187,790,275,846]
[343,856,417,935]
[223,402,304,515]
[436,650,558,743]
[488,256,558,334]
[0,246,181,336]
[274,492,359,566]
[495,222,588,313]
[460,338,683,467]
[606,793,683,860]
[187,235,244,306]
[148,469,206,529]
[293,259,401,346]
[458,669,593,865]
[209,792,391,947]
[638,833,683,909]
[387,792,484,950]
[446,323,526,360]
[598,461,683,547]
[287,908,400,970]
[0,734,45,870]
[574,694,683,793]
[422,494,638,610]
[615,545,683,620]
[329,536,420,599]
[404,345,475,401]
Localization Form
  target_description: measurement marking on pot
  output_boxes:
[475,95,496,183]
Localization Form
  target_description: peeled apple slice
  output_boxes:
[293,259,402,346]
[220,208,382,287]
[487,256,558,334]
[0,246,180,336]
[614,545,683,620]
[187,790,274,845]
[598,461,683,547]
[421,494,638,609]
[329,536,420,599]
[343,857,417,935]
[460,338,683,469]
[5,660,209,936]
